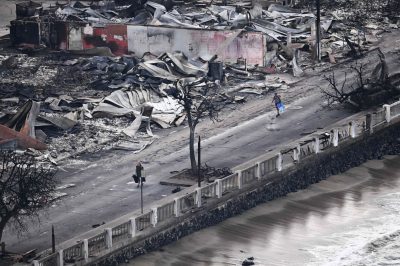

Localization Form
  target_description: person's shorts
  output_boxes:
[276,102,285,113]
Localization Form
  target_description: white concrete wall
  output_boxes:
[68,26,83,50]
[127,25,266,65]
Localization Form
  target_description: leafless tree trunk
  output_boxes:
[0,151,57,244]
[187,107,197,173]
[175,79,225,174]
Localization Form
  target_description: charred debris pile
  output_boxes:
[0,0,398,162]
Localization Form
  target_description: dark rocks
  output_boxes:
[242,259,255,265]
[242,256,255,265]
[172,186,181,193]
[92,222,105,228]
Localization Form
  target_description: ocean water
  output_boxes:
[130,155,400,266]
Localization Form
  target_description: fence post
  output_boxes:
[350,121,356,138]
[105,228,112,249]
[256,162,262,180]
[293,148,297,162]
[366,113,372,133]
[314,137,320,153]
[174,198,180,217]
[333,129,339,147]
[83,239,89,261]
[293,145,300,162]
[58,249,64,266]
[196,188,202,207]
[384,104,391,123]
[129,218,136,238]
[237,171,243,189]
[216,179,222,198]
[276,153,282,171]
[151,208,158,226]
[33,260,40,266]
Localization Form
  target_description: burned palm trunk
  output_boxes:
[182,90,198,175]
[189,126,197,175]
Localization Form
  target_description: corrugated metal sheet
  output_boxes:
[127,25,266,65]
[83,24,128,56]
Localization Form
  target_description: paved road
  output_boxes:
[3,44,400,253]
[1,95,352,253]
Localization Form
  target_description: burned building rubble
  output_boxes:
[8,1,334,62]
[1,0,398,161]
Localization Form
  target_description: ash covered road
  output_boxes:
[3,33,400,253]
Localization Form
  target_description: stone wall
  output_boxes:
[91,123,400,266]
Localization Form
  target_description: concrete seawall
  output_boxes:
[90,122,400,266]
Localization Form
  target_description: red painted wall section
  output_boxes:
[0,125,47,150]
[83,24,128,56]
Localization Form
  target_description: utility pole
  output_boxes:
[316,0,321,62]
[197,136,201,187]
[140,177,143,214]
[51,225,55,253]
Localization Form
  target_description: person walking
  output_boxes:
[272,92,283,117]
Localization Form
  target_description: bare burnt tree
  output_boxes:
[320,56,398,110]
[320,71,349,107]
[174,78,226,174]
[320,61,369,108]
[0,151,57,243]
